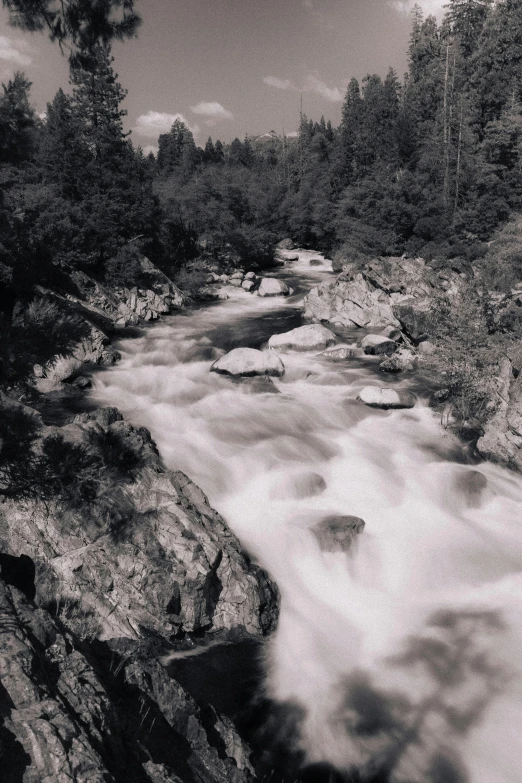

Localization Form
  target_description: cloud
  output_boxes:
[263,76,294,90]
[387,0,446,17]
[304,74,343,102]
[0,36,32,66]
[133,110,200,139]
[264,73,343,102]
[190,101,233,120]
[141,145,158,157]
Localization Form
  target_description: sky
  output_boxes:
[0,0,446,153]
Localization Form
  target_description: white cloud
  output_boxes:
[263,76,294,90]
[133,110,200,139]
[142,145,158,157]
[387,0,446,17]
[286,131,299,138]
[264,73,342,102]
[191,101,233,120]
[0,36,32,66]
[304,74,343,103]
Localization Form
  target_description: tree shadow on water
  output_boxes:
[328,609,510,783]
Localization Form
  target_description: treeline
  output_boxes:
[155,0,522,266]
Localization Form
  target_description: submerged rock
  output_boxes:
[268,324,337,352]
[312,515,365,552]
[357,386,416,409]
[258,277,290,297]
[211,347,285,377]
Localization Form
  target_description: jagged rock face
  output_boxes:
[478,357,522,471]
[0,407,279,643]
[304,256,470,333]
[304,274,399,328]
[0,577,256,782]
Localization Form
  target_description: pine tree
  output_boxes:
[0,72,36,163]
[2,0,141,65]
[446,0,494,57]
[339,78,363,183]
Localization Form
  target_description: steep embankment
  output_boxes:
[0,256,279,783]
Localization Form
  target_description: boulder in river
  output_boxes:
[268,324,337,352]
[211,347,285,377]
[361,334,397,356]
[257,277,290,297]
[319,343,364,361]
[357,386,416,409]
[242,280,255,292]
[312,515,365,552]
[277,238,295,250]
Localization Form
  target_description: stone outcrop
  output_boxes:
[0,575,256,783]
[29,256,185,391]
[267,324,336,352]
[477,355,522,470]
[0,407,279,643]
[211,348,285,378]
[304,255,469,336]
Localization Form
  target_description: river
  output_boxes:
[93,251,522,783]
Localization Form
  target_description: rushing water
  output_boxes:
[94,252,522,783]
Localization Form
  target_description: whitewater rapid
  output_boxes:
[93,252,522,783]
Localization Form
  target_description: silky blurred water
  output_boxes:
[94,252,522,783]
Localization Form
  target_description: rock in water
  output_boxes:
[313,515,365,552]
[268,324,336,351]
[361,334,397,356]
[319,344,364,361]
[357,386,416,409]
[211,347,285,377]
[257,278,290,297]
[277,238,295,250]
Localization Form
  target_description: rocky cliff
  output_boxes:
[0,252,280,782]
[0,570,258,783]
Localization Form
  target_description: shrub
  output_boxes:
[9,296,89,380]
[104,244,143,288]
